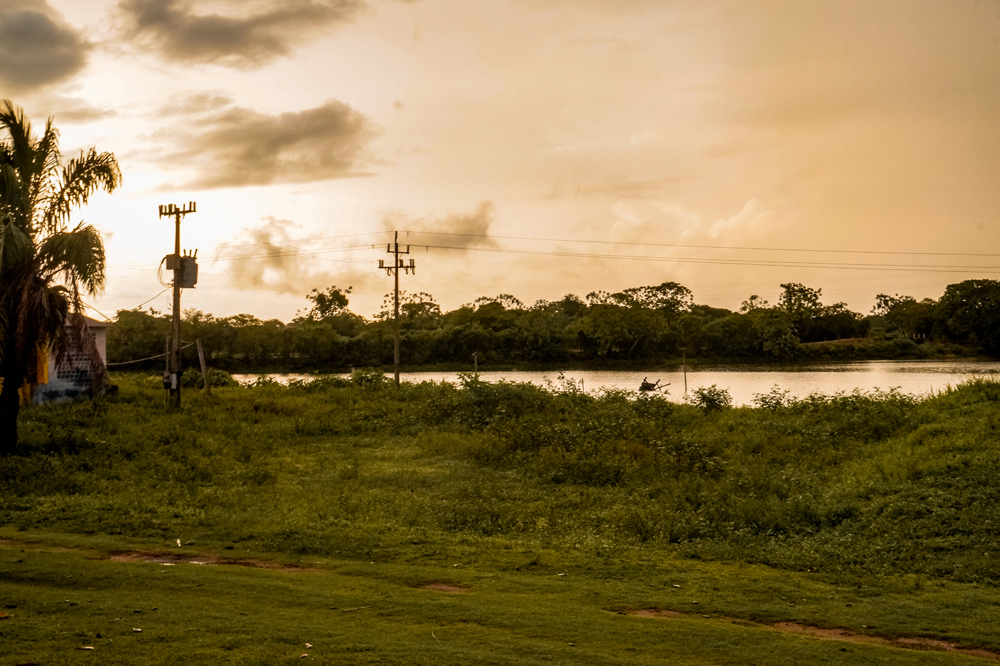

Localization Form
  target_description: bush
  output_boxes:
[181,368,238,388]
[351,367,391,388]
[686,385,733,412]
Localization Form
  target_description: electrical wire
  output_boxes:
[415,244,1000,274]
[106,342,194,367]
[131,287,171,311]
[210,244,377,262]
[218,231,390,251]
[404,230,1000,258]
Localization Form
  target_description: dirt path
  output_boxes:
[622,608,1000,661]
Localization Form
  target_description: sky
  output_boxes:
[3,0,999,321]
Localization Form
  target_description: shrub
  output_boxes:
[686,385,733,412]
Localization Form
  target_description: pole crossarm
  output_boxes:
[379,232,416,388]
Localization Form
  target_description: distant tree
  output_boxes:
[377,291,442,329]
[872,293,914,318]
[777,283,823,325]
[740,295,769,313]
[298,285,352,320]
[872,293,936,340]
[572,304,665,358]
[0,101,121,452]
[470,294,524,311]
[587,282,693,314]
[108,308,170,367]
[777,283,863,343]
[937,280,1000,354]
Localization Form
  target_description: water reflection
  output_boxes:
[235,360,1000,406]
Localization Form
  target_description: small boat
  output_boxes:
[639,377,668,392]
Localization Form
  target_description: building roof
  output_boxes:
[72,315,111,329]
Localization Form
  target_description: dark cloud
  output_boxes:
[118,0,364,68]
[0,1,89,92]
[216,216,376,296]
[46,100,119,124]
[380,201,499,250]
[156,97,377,188]
[217,216,310,293]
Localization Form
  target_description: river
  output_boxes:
[233,359,1000,406]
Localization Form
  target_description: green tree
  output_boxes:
[107,309,170,367]
[937,280,1000,354]
[0,101,121,451]
[872,293,936,340]
[376,291,442,329]
[298,285,352,320]
[572,304,665,358]
[587,282,693,314]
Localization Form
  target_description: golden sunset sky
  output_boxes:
[4,0,999,320]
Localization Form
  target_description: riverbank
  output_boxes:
[227,358,1000,407]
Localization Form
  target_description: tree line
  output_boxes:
[107,279,1000,372]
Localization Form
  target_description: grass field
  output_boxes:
[2,372,999,664]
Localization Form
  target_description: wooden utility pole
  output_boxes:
[379,231,415,388]
[159,202,197,408]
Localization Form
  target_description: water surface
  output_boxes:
[235,360,1000,406]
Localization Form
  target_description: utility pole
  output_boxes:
[159,202,197,408]
[379,231,415,388]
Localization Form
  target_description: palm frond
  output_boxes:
[0,217,33,278]
[36,224,106,296]
[43,148,121,233]
[0,100,33,169]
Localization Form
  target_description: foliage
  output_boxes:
[0,100,121,451]
[685,384,734,412]
[5,373,999,591]
[298,284,352,320]
[936,279,1000,354]
[180,367,238,388]
[103,278,1000,374]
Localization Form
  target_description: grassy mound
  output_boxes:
[3,373,998,584]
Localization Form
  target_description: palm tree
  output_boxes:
[0,100,121,453]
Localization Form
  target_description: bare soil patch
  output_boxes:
[630,609,681,619]
[418,582,469,593]
[622,609,1000,661]
[106,550,317,572]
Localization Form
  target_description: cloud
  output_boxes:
[118,0,364,68]
[216,216,370,295]
[152,97,377,188]
[43,98,119,124]
[0,0,89,93]
[610,198,702,241]
[379,201,499,250]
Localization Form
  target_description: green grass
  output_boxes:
[3,537,999,665]
[1,373,999,663]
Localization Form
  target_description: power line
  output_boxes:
[218,231,389,251]
[210,243,376,262]
[416,244,1000,274]
[106,342,194,367]
[132,287,171,311]
[406,231,1000,259]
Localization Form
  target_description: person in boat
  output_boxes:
[639,377,667,392]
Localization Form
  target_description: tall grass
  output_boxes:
[2,372,998,584]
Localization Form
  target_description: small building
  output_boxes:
[31,316,110,404]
